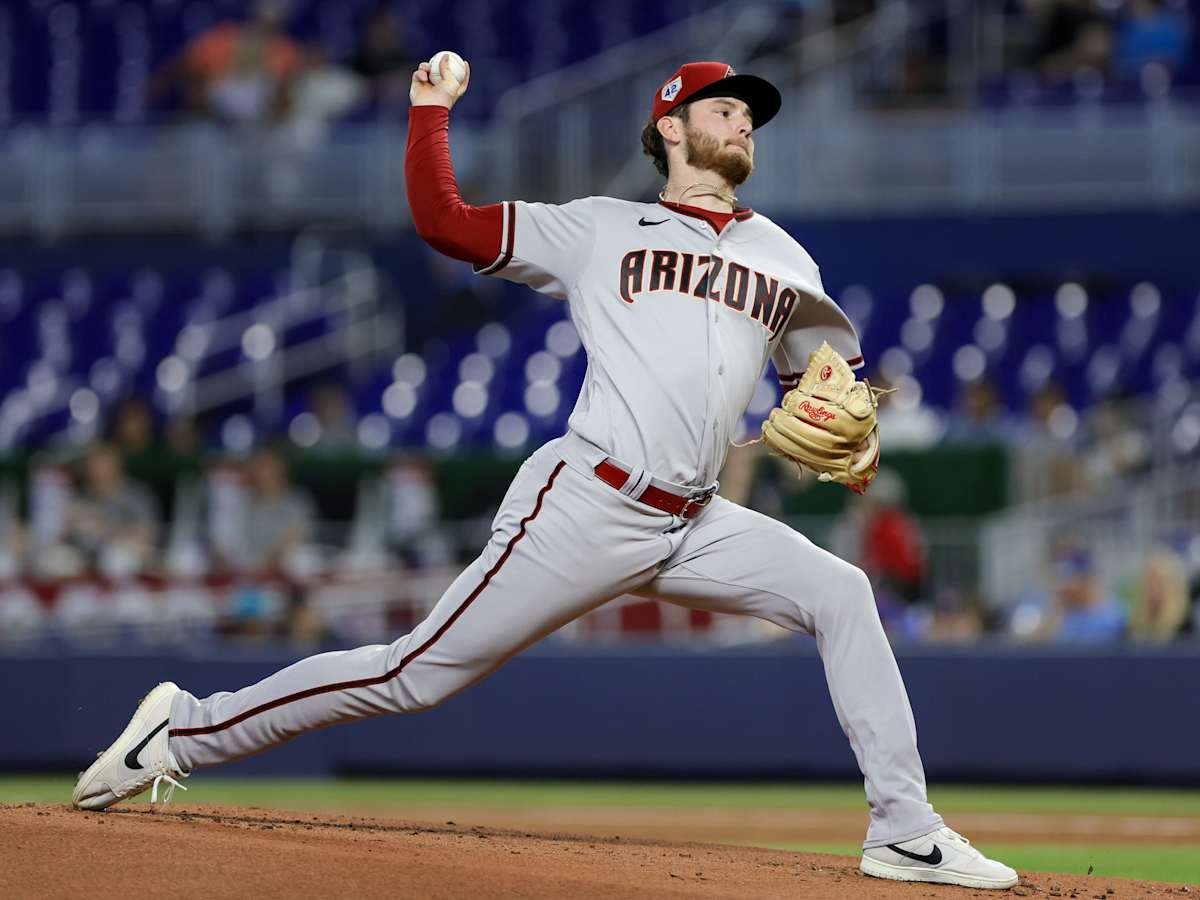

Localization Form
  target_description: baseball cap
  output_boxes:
[651,61,782,129]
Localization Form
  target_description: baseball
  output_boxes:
[428,50,467,86]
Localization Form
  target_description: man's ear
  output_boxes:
[657,115,683,147]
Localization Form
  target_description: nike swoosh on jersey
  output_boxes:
[638,218,669,226]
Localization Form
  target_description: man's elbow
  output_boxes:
[412,220,456,258]
[412,220,477,265]
[410,214,440,248]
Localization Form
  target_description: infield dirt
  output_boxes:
[2,803,1195,899]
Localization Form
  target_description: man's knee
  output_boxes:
[391,659,491,713]
[820,560,877,621]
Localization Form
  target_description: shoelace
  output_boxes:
[937,827,982,858]
[150,771,188,805]
[149,750,190,806]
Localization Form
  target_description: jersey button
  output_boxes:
[718,364,725,375]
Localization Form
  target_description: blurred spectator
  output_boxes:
[109,395,155,459]
[0,582,44,644]
[1028,0,1114,84]
[1046,546,1126,643]
[944,378,1011,445]
[1113,0,1192,83]
[860,470,928,606]
[1015,380,1073,449]
[65,442,160,574]
[209,445,322,642]
[921,590,986,643]
[149,0,305,124]
[869,370,944,449]
[831,469,928,607]
[1127,548,1190,641]
[283,49,369,144]
[1011,381,1088,500]
[306,381,359,454]
[385,455,452,567]
[166,415,202,458]
[226,445,317,575]
[0,485,26,579]
[350,6,417,114]
[1084,395,1150,483]
[108,395,201,522]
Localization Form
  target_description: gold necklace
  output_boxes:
[660,182,737,209]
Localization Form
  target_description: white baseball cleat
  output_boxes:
[860,826,1019,890]
[72,682,189,811]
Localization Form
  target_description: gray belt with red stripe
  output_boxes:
[593,459,717,519]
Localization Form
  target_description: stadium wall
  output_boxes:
[14,643,1200,783]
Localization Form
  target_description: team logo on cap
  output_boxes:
[661,76,683,102]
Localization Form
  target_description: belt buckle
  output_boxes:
[680,485,716,518]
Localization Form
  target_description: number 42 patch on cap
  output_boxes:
[661,76,682,102]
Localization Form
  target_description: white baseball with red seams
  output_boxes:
[428,50,466,85]
[94,59,1018,883]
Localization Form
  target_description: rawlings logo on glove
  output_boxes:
[761,342,883,495]
[799,400,836,423]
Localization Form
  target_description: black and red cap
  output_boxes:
[651,61,782,129]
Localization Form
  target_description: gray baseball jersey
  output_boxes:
[168,198,943,849]
[479,198,863,485]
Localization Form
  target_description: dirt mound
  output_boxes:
[0,803,1190,899]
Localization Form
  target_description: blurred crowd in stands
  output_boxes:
[0,383,458,647]
[0,368,1195,650]
[830,472,1198,646]
[0,0,1194,149]
[758,0,1198,107]
[182,0,1196,124]
[1024,0,1194,89]
[0,0,1195,648]
[147,1,416,129]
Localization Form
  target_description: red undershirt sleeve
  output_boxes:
[405,105,503,268]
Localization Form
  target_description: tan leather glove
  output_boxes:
[761,342,882,495]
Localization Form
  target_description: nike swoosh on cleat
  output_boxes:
[887,843,943,865]
[123,719,169,770]
[638,218,668,226]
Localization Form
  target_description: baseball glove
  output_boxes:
[761,342,883,495]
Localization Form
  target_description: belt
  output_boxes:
[593,459,717,519]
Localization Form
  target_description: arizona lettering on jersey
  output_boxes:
[617,249,798,337]
[476,196,863,486]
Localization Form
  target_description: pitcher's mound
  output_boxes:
[0,803,1185,898]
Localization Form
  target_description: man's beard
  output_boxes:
[683,122,753,186]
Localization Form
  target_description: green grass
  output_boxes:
[5,777,1197,884]
[5,777,1196,815]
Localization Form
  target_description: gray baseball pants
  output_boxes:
[168,432,943,848]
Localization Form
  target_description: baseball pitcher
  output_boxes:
[74,55,1018,890]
